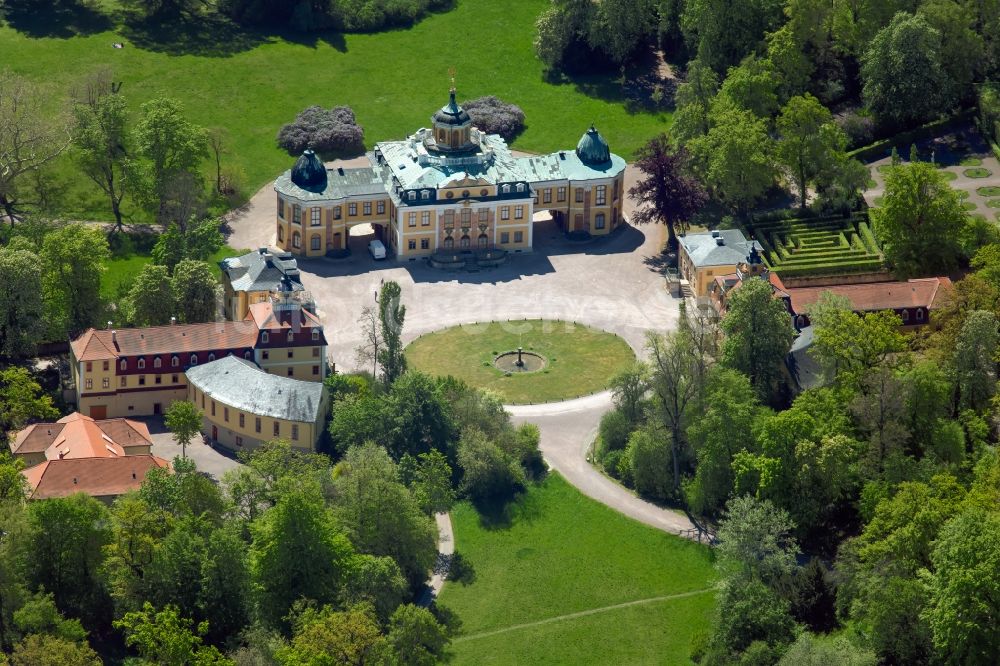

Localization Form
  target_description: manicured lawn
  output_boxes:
[404,319,635,404]
[438,474,716,665]
[1,0,670,223]
[964,167,992,178]
[102,246,245,298]
[960,156,983,166]
[977,186,1000,197]
[941,170,959,181]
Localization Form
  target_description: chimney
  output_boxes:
[132,472,137,480]
[107,321,113,329]
[73,477,77,484]
[170,316,177,325]
[111,330,117,345]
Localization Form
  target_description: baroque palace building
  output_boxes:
[274,87,628,259]
[69,293,327,420]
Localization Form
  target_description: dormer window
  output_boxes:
[172,356,179,367]
[916,308,925,321]
[208,353,216,362]
[516,183,525,193]
[287,331,294,342]
[190,354,198,365]
[153,357,161,368]
[120,360,127,371]
[262,331,269,343]
[244,350,252,359]
[421,190,430,200]
[408,192,416,201]
[312,329,320,341]
[138,358,146,370]
[501,184,510,194]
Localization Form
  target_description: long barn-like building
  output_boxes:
[274,87,627,259]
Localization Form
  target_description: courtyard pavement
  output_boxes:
[225,158,696,536]
[138,416,244,481]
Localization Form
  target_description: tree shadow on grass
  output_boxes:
[544,48,677,116]
[117,9,348,58]
[474,479,545,531]
[1,0,113,38]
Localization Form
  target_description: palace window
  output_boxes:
[514,205,524,220]
[501,184,510,194]
[211,401,216,416]
[421,211,430,226]
[377,200,385,214]
[479,209,488,223]
[310,208,321,226]
[85,379,92,389]
[916,308,925,321]
[120,377,126,387]
[501,206,510,220]
[444,237,454,250]
[103,361,109,371]
[557,187,566,201]
[261,331,269,343]
[408,192,416,201]
[444,210,454,226]
[138,375,145,386]
[287,350,293,359]
[277,196,285,219]
[103,378,110,389]
[543,189,552,204]
[349,203,357,216]
[421,190,430,201]
[460,235,471,249]
[311,235,321,251]
[408,240,416,250]
[364,201,372,215]
[172,355,180,368]
[208,353,216,362]
[273,422,280,436]
[291,425,299,441]
[277,226,284,242]
[596,185,607,206]
[312,329,320,341]
[292,205,301,224]
[292,232,301,248]
[901,309,910,322]
[262,350,269,360]
[312,347,320,357]
[334,206,342,220]
[421,238,429,249]
[255,417,261,433]
[461,208,471,224]
[138,358,145,370]
[516,183,525,193]
[153,357,161,369]
[190,354,198,365]
[86,362,92,372]
[155,375,162,385]
[408,212,417,227]
[224,407,229,422]
[244,351,251,360]
[501,231,510,244]
[595,213,606,229]
[236,436,243,447]
[286,367,293,377]
[575,189,584,203]
[313,365,320,376]
[172,374,179,383]
[514,231,524,243]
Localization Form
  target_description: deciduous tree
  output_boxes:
[133,98,207,221]
[953,310,998,412]
[40,224,109,336]
[72,82,130,230]
[165,400,203,459]
[628,135,707,249]
[377,280,406,386]
[720,277,792,400]
[776,94,851,209]
[0,247,45,357]
[126,263,174,326]
[170,259,218,323]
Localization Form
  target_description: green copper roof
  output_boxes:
[576,125,611,165]
[291,149,327,191]
[433,90,471,126]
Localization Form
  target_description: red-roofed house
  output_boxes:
[22,455,170,502]
[10,412,152,468]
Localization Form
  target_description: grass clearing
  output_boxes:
[405,319,634,404]
[102,246,244,298]
[439,473,716,665]
[962,201,978,211]
[1,0,670,223]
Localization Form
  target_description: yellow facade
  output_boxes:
[188,382,326,453]
[276,196,393,258]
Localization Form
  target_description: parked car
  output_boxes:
[368,239,387,260]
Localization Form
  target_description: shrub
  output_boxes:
[457,428,525,503]
[598,409,631,454]
[602,448,624,479]
[838,110,875,148]
[276,105,364,156]
[462,96,526,140]
[626,426,672,501]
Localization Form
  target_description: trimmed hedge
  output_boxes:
[847,109,976,163]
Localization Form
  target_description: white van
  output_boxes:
[368,240,387,260]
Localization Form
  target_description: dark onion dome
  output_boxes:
[576,125,611,165]
[433,90,471,126]
[290,148,328,191]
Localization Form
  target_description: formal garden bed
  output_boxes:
[404,319,634,404]
[438,474,715,665]
[743,214,885,279]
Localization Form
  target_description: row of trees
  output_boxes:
[594,237,1000,662]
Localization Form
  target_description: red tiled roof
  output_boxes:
[246,302,322,331]
[10,413,152,460]
[71,320,261,361]
[786,278,953,315]
[22,455,170,500]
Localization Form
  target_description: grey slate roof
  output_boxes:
[515,150,626,183]
[679,230,763,268]
[221,248,304,293]
[786,326,828,393]
[186,356,326,423]
[275,165,388,202]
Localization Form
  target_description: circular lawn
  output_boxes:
[405,319,635,404]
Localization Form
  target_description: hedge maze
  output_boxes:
[745,215,885,278]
